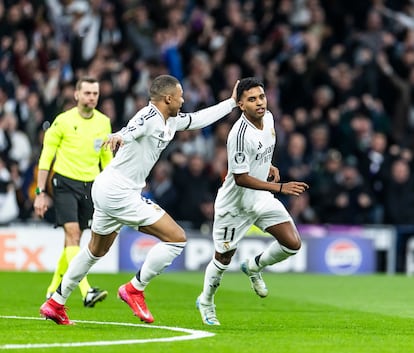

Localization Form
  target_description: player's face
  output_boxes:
[75,82,99,113]
[238,86,267,122]
[167,84,184,117]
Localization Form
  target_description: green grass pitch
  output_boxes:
[0,271,413,353]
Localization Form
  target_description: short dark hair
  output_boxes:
[149,75,180,101]
[236,77,264,101]
[75,77,98,90]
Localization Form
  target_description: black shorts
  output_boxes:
[52,173,94,230]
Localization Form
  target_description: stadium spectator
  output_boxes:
[146,160,178,218]
[34,77,112,307]
[278,131,312,183]
[173,153,222,229]
[0,112,31,173]
[383,158,414,272]
[383,158,414,225]
[288,189,319,225]
[320,156,375,224]
[309,148,343,216]
[307,123,331,171]
[0,155,19,225]
[358,131,393,223]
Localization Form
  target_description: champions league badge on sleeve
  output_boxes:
[235,152,246,164]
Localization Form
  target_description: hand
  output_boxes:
[278,181,309,196]
[102,134,124,152]
[267,165,280,183]
[34,194,50,218]
[230,80,240,103]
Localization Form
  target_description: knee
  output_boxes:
[284,229,302,251]
[89,243,109,257]
[290,237,301,251]
[215,250,235,266]
[172,225,186,243]
[280,239,301,256]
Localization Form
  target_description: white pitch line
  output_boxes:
[0,315,215,350]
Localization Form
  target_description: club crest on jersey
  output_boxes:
[157,132,169,148]
[235,152,246,164]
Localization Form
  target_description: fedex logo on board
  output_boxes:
[0,233,45,271]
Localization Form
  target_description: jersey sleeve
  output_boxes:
[227,127,252,175]
[38,115,64,170]
[115,111,150,142]
[175,98,236,131]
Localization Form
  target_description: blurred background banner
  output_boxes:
[0,225,119,273]
[0,224,396,275]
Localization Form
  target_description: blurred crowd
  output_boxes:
[2,0,414,238]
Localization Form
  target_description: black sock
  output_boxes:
[135,270,141,283]
[254,254,262,267]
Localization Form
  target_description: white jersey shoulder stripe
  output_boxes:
[236,120,248,152]
[144,108,157,120]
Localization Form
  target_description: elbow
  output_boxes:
[233,174,247,187]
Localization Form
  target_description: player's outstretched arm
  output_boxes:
[177,80,240,131]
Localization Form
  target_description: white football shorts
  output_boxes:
[212,193,292,254]
[91,170,165,235]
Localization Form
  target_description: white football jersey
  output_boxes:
[103,99,236,189]
[215,111,276,216]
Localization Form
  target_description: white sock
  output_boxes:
[200,258,228,304]
[131,242,186,291]
[249,241,298,272]
[52,247,100,305]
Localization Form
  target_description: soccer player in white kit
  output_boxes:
[196,77,309,325]
[39,74,239,325]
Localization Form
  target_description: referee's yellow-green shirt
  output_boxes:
[38,107,113,182]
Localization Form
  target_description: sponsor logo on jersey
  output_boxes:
[255,145,274,163]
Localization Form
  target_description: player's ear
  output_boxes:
[74,92,79,101]
[238,101,244,111]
